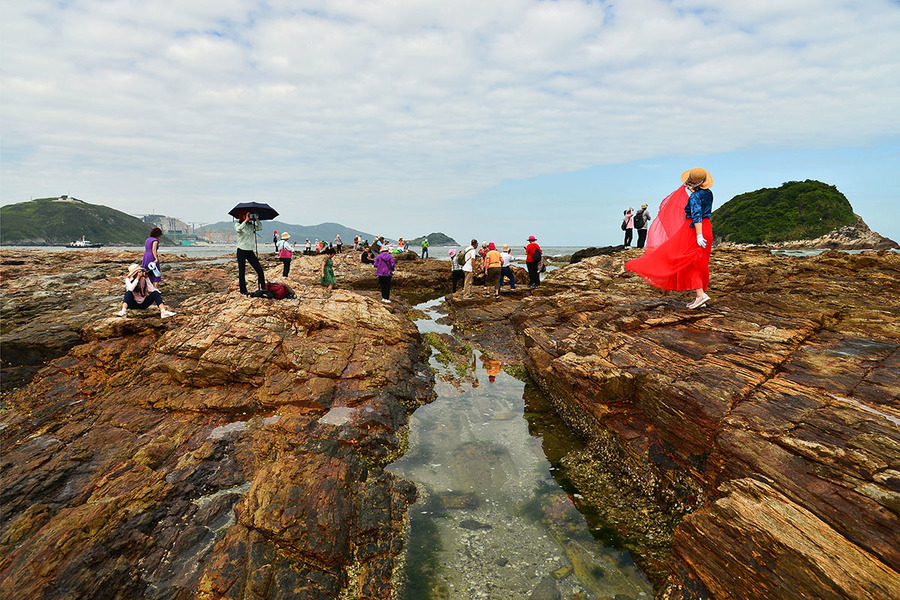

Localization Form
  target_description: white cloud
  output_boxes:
[1,0,898,238]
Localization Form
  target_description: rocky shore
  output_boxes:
[2,246,898,600]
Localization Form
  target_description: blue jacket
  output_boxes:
[685,189,714,225]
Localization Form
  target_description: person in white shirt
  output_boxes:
[461,239,478,298]
[499,244,516,290]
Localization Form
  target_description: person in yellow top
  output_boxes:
[483,242,503,298]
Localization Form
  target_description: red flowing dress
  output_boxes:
[624,187,712,291]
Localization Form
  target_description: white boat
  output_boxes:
[66,236,103,248]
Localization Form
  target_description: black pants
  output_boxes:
[451,270,464,292]
[421,247,428,259]
[637,228,648,249]
[500,266,516,289]
[237,248,265,294]
[527,261,540,287]
[280,258,291,277]
[624,229,633,247]
[378,275,392,300]
[124,290,162,309]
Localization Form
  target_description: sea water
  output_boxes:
[387,298,652,600]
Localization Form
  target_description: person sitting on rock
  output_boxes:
[115,264,176,318]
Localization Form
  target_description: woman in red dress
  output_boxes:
[625,168,714,309]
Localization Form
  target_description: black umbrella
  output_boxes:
[228,202,279,221]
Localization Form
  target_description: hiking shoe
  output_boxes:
[114,308,127,317]
[160,309,177,318]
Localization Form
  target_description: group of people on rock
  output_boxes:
[622,204,653,248]
[448,235,543,299]
[116,167,714,317]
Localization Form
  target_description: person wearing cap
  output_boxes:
[421,238,429,259]
[499,244,517,291]
[625,167,714,309]
[635,203,652,249]
[623,208,635,247]
[483,243,503,297]
[276,232,294,276]
[374,244,396,303]
[449,249,464,293]
[115,264,176,318]
[525,235,542,288]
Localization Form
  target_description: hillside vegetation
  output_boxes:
[1,197,160,246]
[712,180,856,244]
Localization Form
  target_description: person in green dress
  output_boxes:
[321,247,337,289]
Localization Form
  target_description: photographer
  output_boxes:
[115,264,176,318]
[235,211,265,295]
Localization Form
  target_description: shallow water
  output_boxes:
[387,299,652,600]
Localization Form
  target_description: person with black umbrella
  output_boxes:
[235,211,266,295]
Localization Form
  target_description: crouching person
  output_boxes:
[115,264,177,318]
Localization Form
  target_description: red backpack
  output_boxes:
[266,281,294,299]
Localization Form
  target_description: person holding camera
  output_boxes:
[115,264,176,318]
[235,211,265,295]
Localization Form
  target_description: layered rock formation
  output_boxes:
[504,247,900,599]
[771,215,899,250]
[0,249,434,599]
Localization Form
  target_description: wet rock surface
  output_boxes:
[0,249,434,599]
[493,247,900,598]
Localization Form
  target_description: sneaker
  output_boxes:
[160,309,177,318]
[114,308,127,317]
[381,298,391,303]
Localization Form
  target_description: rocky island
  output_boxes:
[1,243,897,600]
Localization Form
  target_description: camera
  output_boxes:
[248,213,260,221]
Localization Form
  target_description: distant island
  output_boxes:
[408,232,457,246]
[0,196,165,246]
[0,197,376,247]
[713,180,854,244]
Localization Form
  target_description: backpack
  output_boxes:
[262,281,295,299]
[633,210,645,229]
[532,248,542,264]
[457,249,467,266]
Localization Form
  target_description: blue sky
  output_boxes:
[2,0,898,246]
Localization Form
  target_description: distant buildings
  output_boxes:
[142,214,189,235]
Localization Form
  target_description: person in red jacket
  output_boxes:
[525,235,542,288]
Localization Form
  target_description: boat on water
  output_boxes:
[66,236,103,249]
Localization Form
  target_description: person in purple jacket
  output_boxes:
[141,227,163,285]
[374,244,396,303]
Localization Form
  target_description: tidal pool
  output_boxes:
[387,299,652,600]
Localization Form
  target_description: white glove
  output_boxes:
[696,234,707,248]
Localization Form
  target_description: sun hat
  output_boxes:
[127,264,143,277]
[528,235,537,242]
[448,249,457,257]
[501,244,510,252]
[488,242,496,250]
[681,167,713,189]
[641,203,648,209]
[381,245,391,252]
[281,232,290,240]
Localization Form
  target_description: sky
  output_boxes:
[2,0,899,247]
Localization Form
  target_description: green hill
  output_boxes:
[408,232,457,246]
[712,180,857,244]
[1,197,164,246]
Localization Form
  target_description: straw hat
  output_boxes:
[501,244,510,252]
[281,232,290,240]
[641,203,648,209]
[681,167,713,189]
[127,264,143,278]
